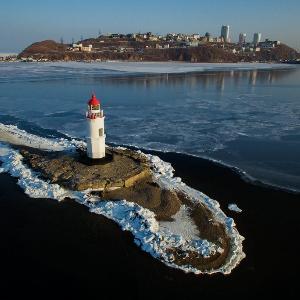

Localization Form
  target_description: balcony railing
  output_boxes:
[86,110,104,119]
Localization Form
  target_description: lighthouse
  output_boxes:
[86,93,106,159]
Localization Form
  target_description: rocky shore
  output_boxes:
[20,146,151,191]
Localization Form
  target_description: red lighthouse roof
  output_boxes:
[88,93,100,106]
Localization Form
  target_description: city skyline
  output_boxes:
[1,0,299,52]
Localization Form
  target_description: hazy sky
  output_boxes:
[0,0,299,53]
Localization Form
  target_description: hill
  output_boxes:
[18,39,299,63]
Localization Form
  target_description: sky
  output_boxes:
[0,0,299,53]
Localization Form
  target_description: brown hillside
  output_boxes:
[18,40,67,57]
[258,44,298,61]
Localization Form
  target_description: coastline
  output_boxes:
[1,148,299,297]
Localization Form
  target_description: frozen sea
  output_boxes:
[0,61,300,192]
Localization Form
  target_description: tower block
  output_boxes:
[86,93,106,159]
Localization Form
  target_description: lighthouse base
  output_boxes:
[86,137,106,159]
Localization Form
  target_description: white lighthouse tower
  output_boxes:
[86,93,106,159]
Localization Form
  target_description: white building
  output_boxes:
[239,33,246,45]
[253,33,262,45]
[82,45,93,52]
[72,43,93,52]
[221,25,230,42]
[192,34,200,40]
[188,40,199,47]
[86,94,106,159]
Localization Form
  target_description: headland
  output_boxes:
[10,35,299,63]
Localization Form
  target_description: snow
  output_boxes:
[159,205,200,240]
[228,203,243,213]
[0,130,245,275]
[0,123,83,151]
[0,142,76,199]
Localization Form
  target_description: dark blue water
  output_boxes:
[0,62,299,191]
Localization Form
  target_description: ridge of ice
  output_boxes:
[0,123,84,151]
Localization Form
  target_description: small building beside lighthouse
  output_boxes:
[86,93,106,159]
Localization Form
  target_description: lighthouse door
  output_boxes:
[99,128,103,136]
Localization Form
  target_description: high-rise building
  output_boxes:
[239,33,246,45]
[253,33,262,45]
[221,25,230,42]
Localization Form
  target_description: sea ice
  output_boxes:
[228,203,243,213]
[86,61,291,74]
[0,123,83,151]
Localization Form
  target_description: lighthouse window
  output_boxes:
[91,105,100,110]
[99,128,103,136]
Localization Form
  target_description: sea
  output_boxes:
[0,61,299,192]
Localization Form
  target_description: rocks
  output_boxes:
[20,147,151,191]
[104,180,181,221]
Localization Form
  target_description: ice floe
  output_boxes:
[228,203,243,213]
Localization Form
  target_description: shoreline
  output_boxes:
[1,60,294,67]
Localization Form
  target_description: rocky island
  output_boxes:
[0,124,245,275]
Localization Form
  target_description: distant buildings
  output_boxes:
[221,25,230,42]
[259,39,281,49]
[59,24,283,59]
[253,33,262,45]
[188,40,199,47]
[0,53,17,61]
[71,43,93,52]
[239,33,246,45]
